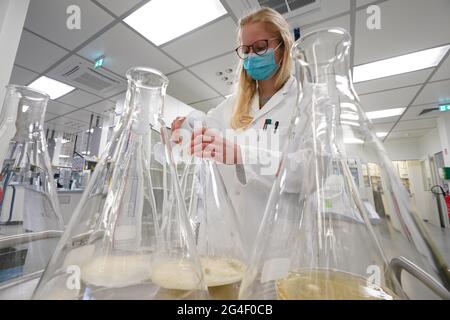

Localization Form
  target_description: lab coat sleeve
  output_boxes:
[237,138,284,189]
[205,97,251,185]
[186,96,248,184]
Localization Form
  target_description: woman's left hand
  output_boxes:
[190,127,242,165]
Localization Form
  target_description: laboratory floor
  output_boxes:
[373,219,450,265]
[423,222,450,265]
[373,218,450,299]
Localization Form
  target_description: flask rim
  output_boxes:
[291,27,352,64]
[125,66,169,89]
[5,84,50,101]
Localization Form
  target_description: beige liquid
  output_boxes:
[201,256,246,286]
[38,256,244,300]
[201,256,246,300]
[150,258,203,291]
[81,254,152,288]
[149,257,247,300]
[276,269,397,300]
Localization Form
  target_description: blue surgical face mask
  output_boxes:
[243,43,282,81]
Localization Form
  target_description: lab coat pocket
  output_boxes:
[252,126,287,177]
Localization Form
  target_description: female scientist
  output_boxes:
[171,7,298,247]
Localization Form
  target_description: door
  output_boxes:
[433,152,449,228]
[429,154,449,228]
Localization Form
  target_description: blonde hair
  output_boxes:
[231,7,293,130]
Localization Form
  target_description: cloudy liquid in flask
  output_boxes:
[201,256,246,300]
[276,269,397,300]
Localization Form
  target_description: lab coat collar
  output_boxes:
[250,75,296,123]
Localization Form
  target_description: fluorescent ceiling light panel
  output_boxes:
[124,0,227,46]
[344,138,364,144]
[353,45,450,83]
[28,76,75,100]
[366,107,405,120]
[376,132,388,138]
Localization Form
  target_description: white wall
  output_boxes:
[419,128,442,160]
[437,112,450,166]
[383,138,421,160]
[0,0,30,106]
[413,129,444,227]
[407,160,441,226]
[345,137,444,226]
[163,95,196,127]
[113,93,196,131]
[345,138,421,163]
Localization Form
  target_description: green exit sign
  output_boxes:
[94,56,104,69]
[439,104,450,112]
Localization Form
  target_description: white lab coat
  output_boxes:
[187,76,299,247]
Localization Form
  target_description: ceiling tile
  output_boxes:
[24,0,114,50]
[45,112,59,122]
[372,122,395,133]
[167,70,219,104]
[106,92,126,110]
[45,122,81,134]
[393,118,437,131]
[46,115,91,133]
[387,129,431,140]
[15,30,68,73]
[109,92,126,103]
[299,14,350,35]
[96,0,141,16]
[359,85,421,112]
[357,0,377,7]
[190,97,226,113]
[189,52,238,96]
[414,79,450,105]
[65,109,100,124]
[162,17,237,67]
[286,0,350,27]
[78,23,181,76]
[431,55,450,82]
[402,104,441,121]
[355,0,450,65]
[9,66,39,86]
[354,69,433,96]
[84,100,116,115]
[46,100,78,116]
[57,89,102,108]
[370,116,401,125]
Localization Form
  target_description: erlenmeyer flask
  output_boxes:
[164,117,248,300]
[32,67,208,300]
[239,28,420,300]
[188,157,248,300]
[296,28,450,300]
[0,86,63,286]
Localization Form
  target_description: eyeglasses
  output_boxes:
[235,38,281,60]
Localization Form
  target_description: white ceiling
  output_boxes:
[8,0,450,140]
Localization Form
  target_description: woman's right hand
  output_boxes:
[170,116,186,144]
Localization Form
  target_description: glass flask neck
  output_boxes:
[124,67,169,133]
[5,86,49,142]
[293,28,356,100]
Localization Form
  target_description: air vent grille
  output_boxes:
[48,56,126,98]
[62,65,80,77]
[287,0,316,11]
[257,0,317,14]
[73,72,112,91]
